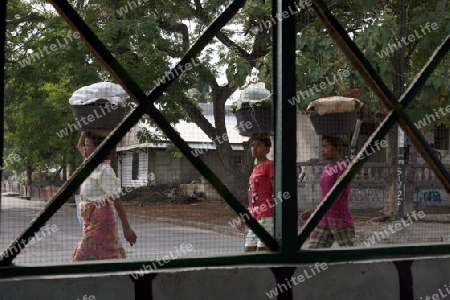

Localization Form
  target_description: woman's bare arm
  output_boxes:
[113,199,137,246]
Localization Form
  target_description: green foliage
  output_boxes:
[5,0,450,179]
[5,2,94,174]
[166,143,184,158]
[225,57,253,88]
[289,0,450,122]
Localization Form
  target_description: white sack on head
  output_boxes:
[69,82,128,107]
[306,96,363,115]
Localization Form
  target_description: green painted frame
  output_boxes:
[0,0,449,278]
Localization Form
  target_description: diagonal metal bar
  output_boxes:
[298,1,450,248]
[0,0,277,266]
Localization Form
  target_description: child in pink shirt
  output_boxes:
[300,136,355,248]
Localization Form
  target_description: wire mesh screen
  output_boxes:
[2,0,450,266]
[2,0,274,264]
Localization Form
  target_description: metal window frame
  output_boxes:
[0,0,449,278]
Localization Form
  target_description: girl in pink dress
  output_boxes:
[300,136,354,248]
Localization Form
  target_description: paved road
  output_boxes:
[0,196,243,264]
[3,196,449,264]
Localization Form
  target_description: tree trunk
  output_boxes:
[26,166,33,186]
[383,127,398,219]
[68,159,77,178]
[436,0,446,14]
[62,164,67,182]
[235,140,253,205]
[26,166,33,198]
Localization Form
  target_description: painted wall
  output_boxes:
[298,184,387,210]
[298,185,449,210]
[148,150,181,185]
[297,162,449,210]
[413,187,448,208]
[2,255,450,299]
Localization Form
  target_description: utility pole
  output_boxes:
[396,0,407,219]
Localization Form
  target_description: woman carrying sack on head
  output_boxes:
[73,131,137,261]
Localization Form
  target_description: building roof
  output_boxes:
[117,103,249,151]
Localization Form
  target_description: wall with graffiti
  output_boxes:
[413,188,446,207]
[298,185,448,210]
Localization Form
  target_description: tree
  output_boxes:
[360,1,450,218]
[75,0,275,201]
[5,1,99,186]
[6,0,449,209]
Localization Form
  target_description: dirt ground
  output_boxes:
[121,185,406,226]
[122,185,237,228]
[125,200,382,228]
[122,185,379,226]
[126,200,239,228]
